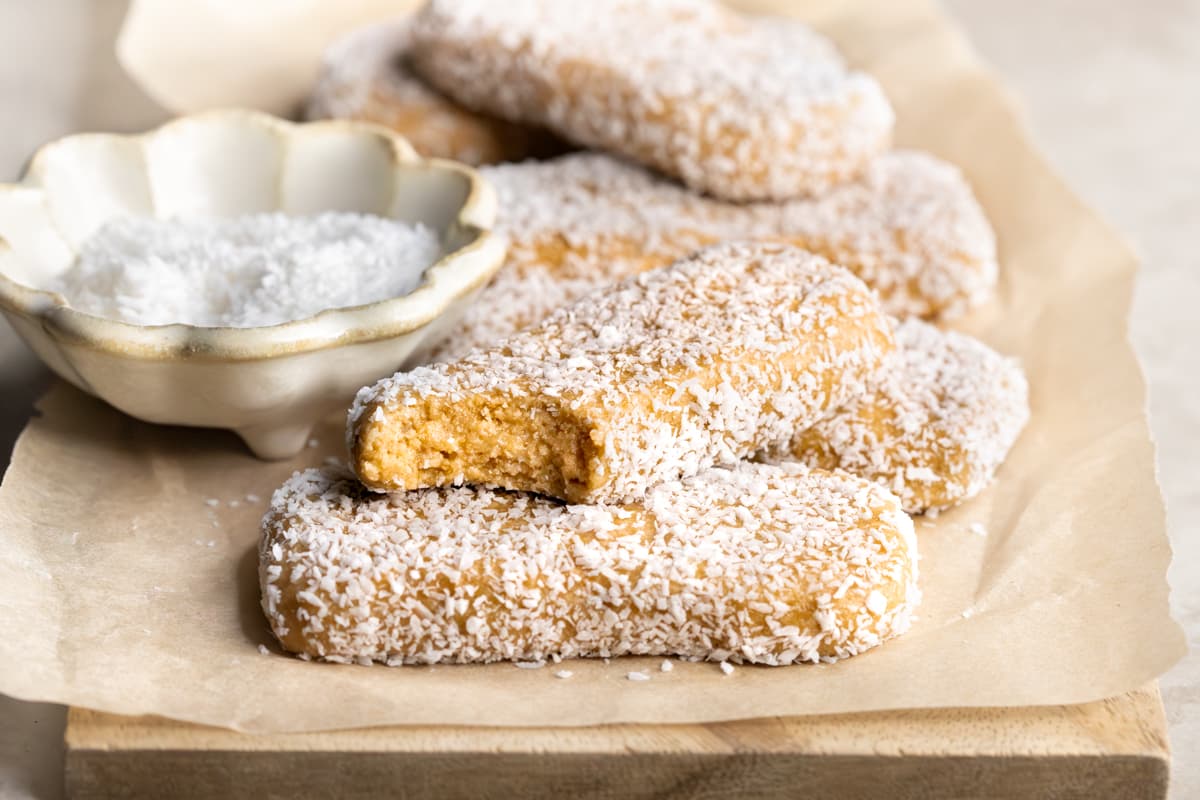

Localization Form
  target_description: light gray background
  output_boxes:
[0,0,1195,797]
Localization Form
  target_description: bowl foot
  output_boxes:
[236,422,314,460]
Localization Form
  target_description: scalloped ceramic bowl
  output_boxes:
[0,110,505,459]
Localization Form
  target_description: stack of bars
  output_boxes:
[266,0,1031,668]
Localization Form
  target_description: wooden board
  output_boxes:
[64,684,1169,799]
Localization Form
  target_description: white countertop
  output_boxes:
[0,0,1195,796]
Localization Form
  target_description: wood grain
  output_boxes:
[64,684,1168,799]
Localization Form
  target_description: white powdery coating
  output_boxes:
[483,152,722,252]
[774,318,1030,513]
[306,18,429,123]
[774,153,998,319]
[258,461,920,665]
[437,150,995,359]
[305,16,560,165]
[351,241,893,503]
[409,0,893,201]
[53,213,440,328]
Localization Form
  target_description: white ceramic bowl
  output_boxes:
[0,110,505,459]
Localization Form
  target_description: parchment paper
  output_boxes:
[0,0,1184,733]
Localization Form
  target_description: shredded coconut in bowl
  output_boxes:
[50,212,442,328]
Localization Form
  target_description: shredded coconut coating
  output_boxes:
[53,212,441,328]
[409,0,893,201]
[306,17,563,165]
[259,461,919,665]
[436,150,994,359]
[771,318,1030,513]
[350,242,894,504]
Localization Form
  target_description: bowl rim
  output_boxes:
[0,109,505,362]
